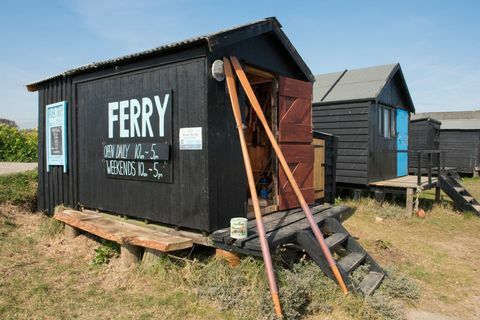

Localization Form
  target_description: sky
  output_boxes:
[0,0,479,128]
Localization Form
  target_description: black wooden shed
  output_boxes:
[27,18,335,232]
[312,64,415,186]
[408,117,441,171]
[412,111,480,176]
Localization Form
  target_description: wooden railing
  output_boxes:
[404,150,445,186]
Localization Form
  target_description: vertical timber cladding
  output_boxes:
[77,59,209,229]
[278,76,315,210]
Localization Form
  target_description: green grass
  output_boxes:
[0,170,38,210]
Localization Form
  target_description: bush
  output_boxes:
[0,124,38,162]
[0,171,38,211]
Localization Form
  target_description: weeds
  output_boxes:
[0,171,38,211]
[378,268,420,301]
[140,253,419,320]
[38,217,63,238]
[92,240,120,265]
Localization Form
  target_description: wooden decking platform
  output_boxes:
[370,175,437,189]
[54,209,195,252]
[211,204,350,257]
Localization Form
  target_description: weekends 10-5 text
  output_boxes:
[103,92,172,182]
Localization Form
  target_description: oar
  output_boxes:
[229,56,349,295]
[223,57,283,317]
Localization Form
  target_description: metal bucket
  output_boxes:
[230,217,248,239]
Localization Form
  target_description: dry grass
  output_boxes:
[1,203,418,320]
[340,195,480,319]
[0,204,232,320]
[1,173,479,319]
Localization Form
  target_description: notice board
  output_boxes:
[46,101,67,172]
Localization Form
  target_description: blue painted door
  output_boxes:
[396,108,409,176]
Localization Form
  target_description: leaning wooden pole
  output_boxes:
[223,58,283,317]
[229,56,349,295]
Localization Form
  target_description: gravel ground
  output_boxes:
[0,162,37,175]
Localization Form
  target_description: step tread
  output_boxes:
[359,271,385,296]
[454,187,465,193]
[338,252,366,274]
[325,233,348,249]
[471,204,480,212]
[463,196,474,203]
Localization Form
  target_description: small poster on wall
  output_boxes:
[179,127,202,150]
[46,101,67,172]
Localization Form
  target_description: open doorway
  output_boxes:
[243,65,279,217]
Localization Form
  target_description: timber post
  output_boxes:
[215,248,241,267]
[120,244,143,268]
[374,189,385,203]
[64,224,80,239]
[142,248,166,266]
[435,186,441,203]
[406,188,414,216]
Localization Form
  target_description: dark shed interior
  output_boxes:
[312,64,415,186]
[27,18,323,232]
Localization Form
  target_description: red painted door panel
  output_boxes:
[277,77,314,210]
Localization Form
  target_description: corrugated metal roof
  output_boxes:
[410,116,442,125]
[440,119,480,130]
[313,64,399,103]
[412,111,480,130]
[412,110,480,121]
[27,17,314,92]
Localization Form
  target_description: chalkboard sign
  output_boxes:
[46,101,67,172]
[103,90,173,183]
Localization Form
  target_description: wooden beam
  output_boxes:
[245,65,274,80]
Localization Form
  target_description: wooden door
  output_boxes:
[313,138,325,200]
[278,76,314,210]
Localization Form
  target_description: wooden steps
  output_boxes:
[54,209,194,252]
[211,204,350,257]
[438,174,480,216]
[359,271,384,296]
[297,217,386,295]
[325,232,348,249]
[338,252,366,274]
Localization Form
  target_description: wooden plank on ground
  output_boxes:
[54,209,193,252]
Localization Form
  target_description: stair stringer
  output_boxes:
[438,174,480,216]
[296,217,386,295]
